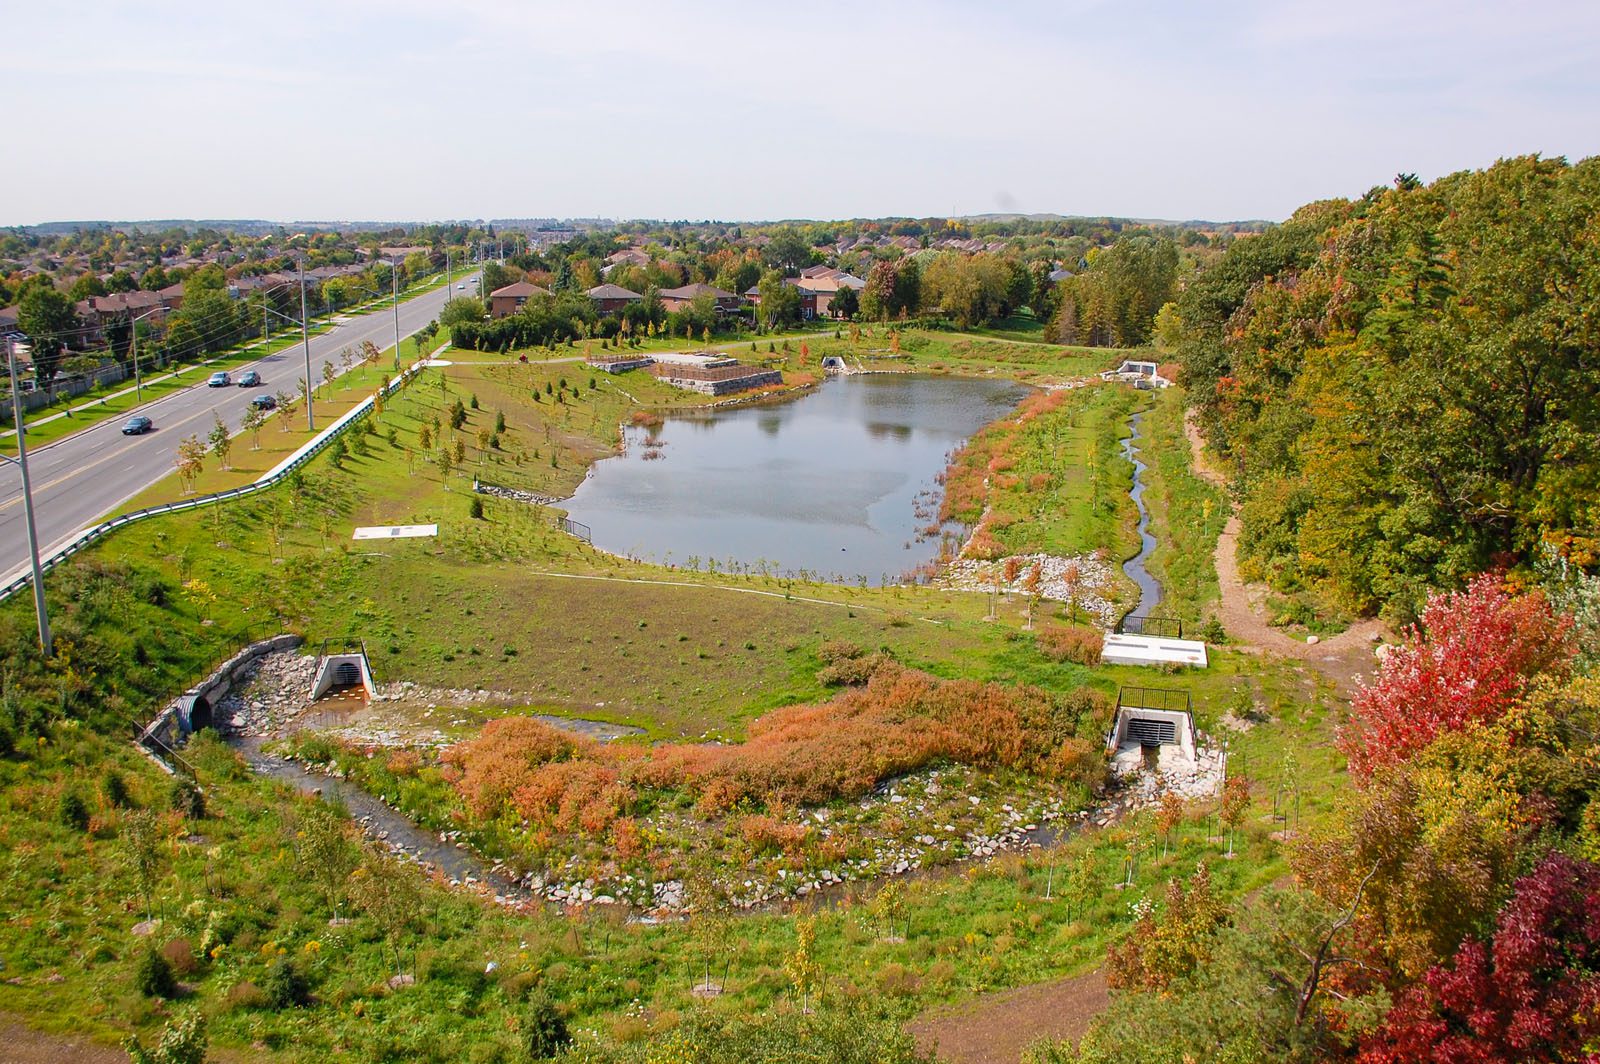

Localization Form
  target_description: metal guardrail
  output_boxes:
[1116,613,1185,639]
[556,516,591,542]
[0,356,434,606]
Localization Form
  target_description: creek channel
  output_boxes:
[227,734,531,902]
[1119,407,1163,616]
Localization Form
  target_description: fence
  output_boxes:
[1116,613,1184,639]
[556,516,591,542]
[0,354,434,606]
[1114,686,1193,714]
[0,362,132,423]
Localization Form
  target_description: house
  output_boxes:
[1048,267,1075,283]
[788,273,864,318]
[586,283,643,315]
[657,283,740,314]
[489,280,550,318]
[605,247,650,268]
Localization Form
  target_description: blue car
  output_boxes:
[238,370,261,387]
[122,415,153,435]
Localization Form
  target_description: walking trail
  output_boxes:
[908,970,1108,1064]
[1183,410,1385,695]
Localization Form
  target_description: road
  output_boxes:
[0,272,479,585]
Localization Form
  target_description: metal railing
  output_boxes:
[1116,613,1185,639]
[0,356,433,606]
[1114,686,1193,714]
[555,516,591,542]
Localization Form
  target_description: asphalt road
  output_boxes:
[0,272,479,585]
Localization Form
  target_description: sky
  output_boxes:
[4,0,1598,226]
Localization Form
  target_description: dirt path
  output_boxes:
[908,969,1108,1064]
[0,1020,128,1063]
[1184,411,1384,694]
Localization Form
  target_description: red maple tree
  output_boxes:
[1358,852,1600,1063]
[1339,573,1571,778]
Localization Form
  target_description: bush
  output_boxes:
[59,791,90,831]
[524,990,571,1059]
[1035,625,1104,666]
[224,980,268,1011]
[264,955,311,1009]
[134,946,178,998]
[169,778,205,820]
[123,1009,207,1064]
[102,767,132,808]
[162,938,198,976]
[329,438,349,468]
[470,496,485,520]
[1199,618,1227,645]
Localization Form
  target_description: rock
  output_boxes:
[1306,635,1320,646]
[131,919,160,937]
[388,973,416,989]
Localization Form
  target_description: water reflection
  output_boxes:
[565,375,1027,584]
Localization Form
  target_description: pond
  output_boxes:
[564,374,1029,585]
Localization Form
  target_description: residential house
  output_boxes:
[489,280,550,318]
[586,283,643,315]
[788,272,865,318]
[657,283,740,314]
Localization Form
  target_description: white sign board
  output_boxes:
[352,524,439,541]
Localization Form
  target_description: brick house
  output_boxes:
[586,283,643,315]
[657,283,740,314]
[489,280,550,318]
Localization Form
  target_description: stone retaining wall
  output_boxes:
[140,634,303,751]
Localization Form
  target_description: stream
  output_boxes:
[228,734,530,902]
[1120,408,1163,616]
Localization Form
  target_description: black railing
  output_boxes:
[556,516,591,542]
[1116,613,1184,639]
[1115,686,1192,714]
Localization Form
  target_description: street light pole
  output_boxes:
[126,305,165,403]
[299,260,314,431]
[6,339,52,658]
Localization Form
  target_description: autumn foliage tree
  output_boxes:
[1106,862,1229,992]
[1358,852,1600,1064]
[1340,574,1572,778]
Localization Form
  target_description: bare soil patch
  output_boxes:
[908,969,1109,1064]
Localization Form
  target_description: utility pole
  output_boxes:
[7,339,52,657]
[129,317,143,402]
[299,260,315,431]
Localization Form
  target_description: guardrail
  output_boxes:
[0,355,437,606]
[1116,613,1185,639]
[555,516,591,542]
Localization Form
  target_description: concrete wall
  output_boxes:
[311,652,375,700]
[140,634,303,751]
[1106,706,1197,761]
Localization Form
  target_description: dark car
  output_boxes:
[121,416,153,435]
[238,370,261,387]
[249,394,277,411]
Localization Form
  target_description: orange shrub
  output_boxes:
[1036,625,1105,666]
[738,813,811,857]
[447,665,1109,837]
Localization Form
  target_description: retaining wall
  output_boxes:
[140,634,303,751]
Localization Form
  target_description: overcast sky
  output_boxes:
[4,0,1598,226]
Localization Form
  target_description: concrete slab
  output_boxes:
[1101,633,1208,668]
[352,524,438,540]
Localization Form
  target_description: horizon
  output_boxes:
[3,0,1597,227]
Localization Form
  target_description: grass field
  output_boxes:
[0,321,1350,1060]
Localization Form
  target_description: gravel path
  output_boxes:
[1184,411,1385,695]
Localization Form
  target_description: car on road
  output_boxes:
[249,394,277,411]
[121,416,153,435]
[237,371,261,387]
[207,371,231,387]
[456,283,466,290]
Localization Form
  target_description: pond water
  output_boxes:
[564,374,1029,584]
